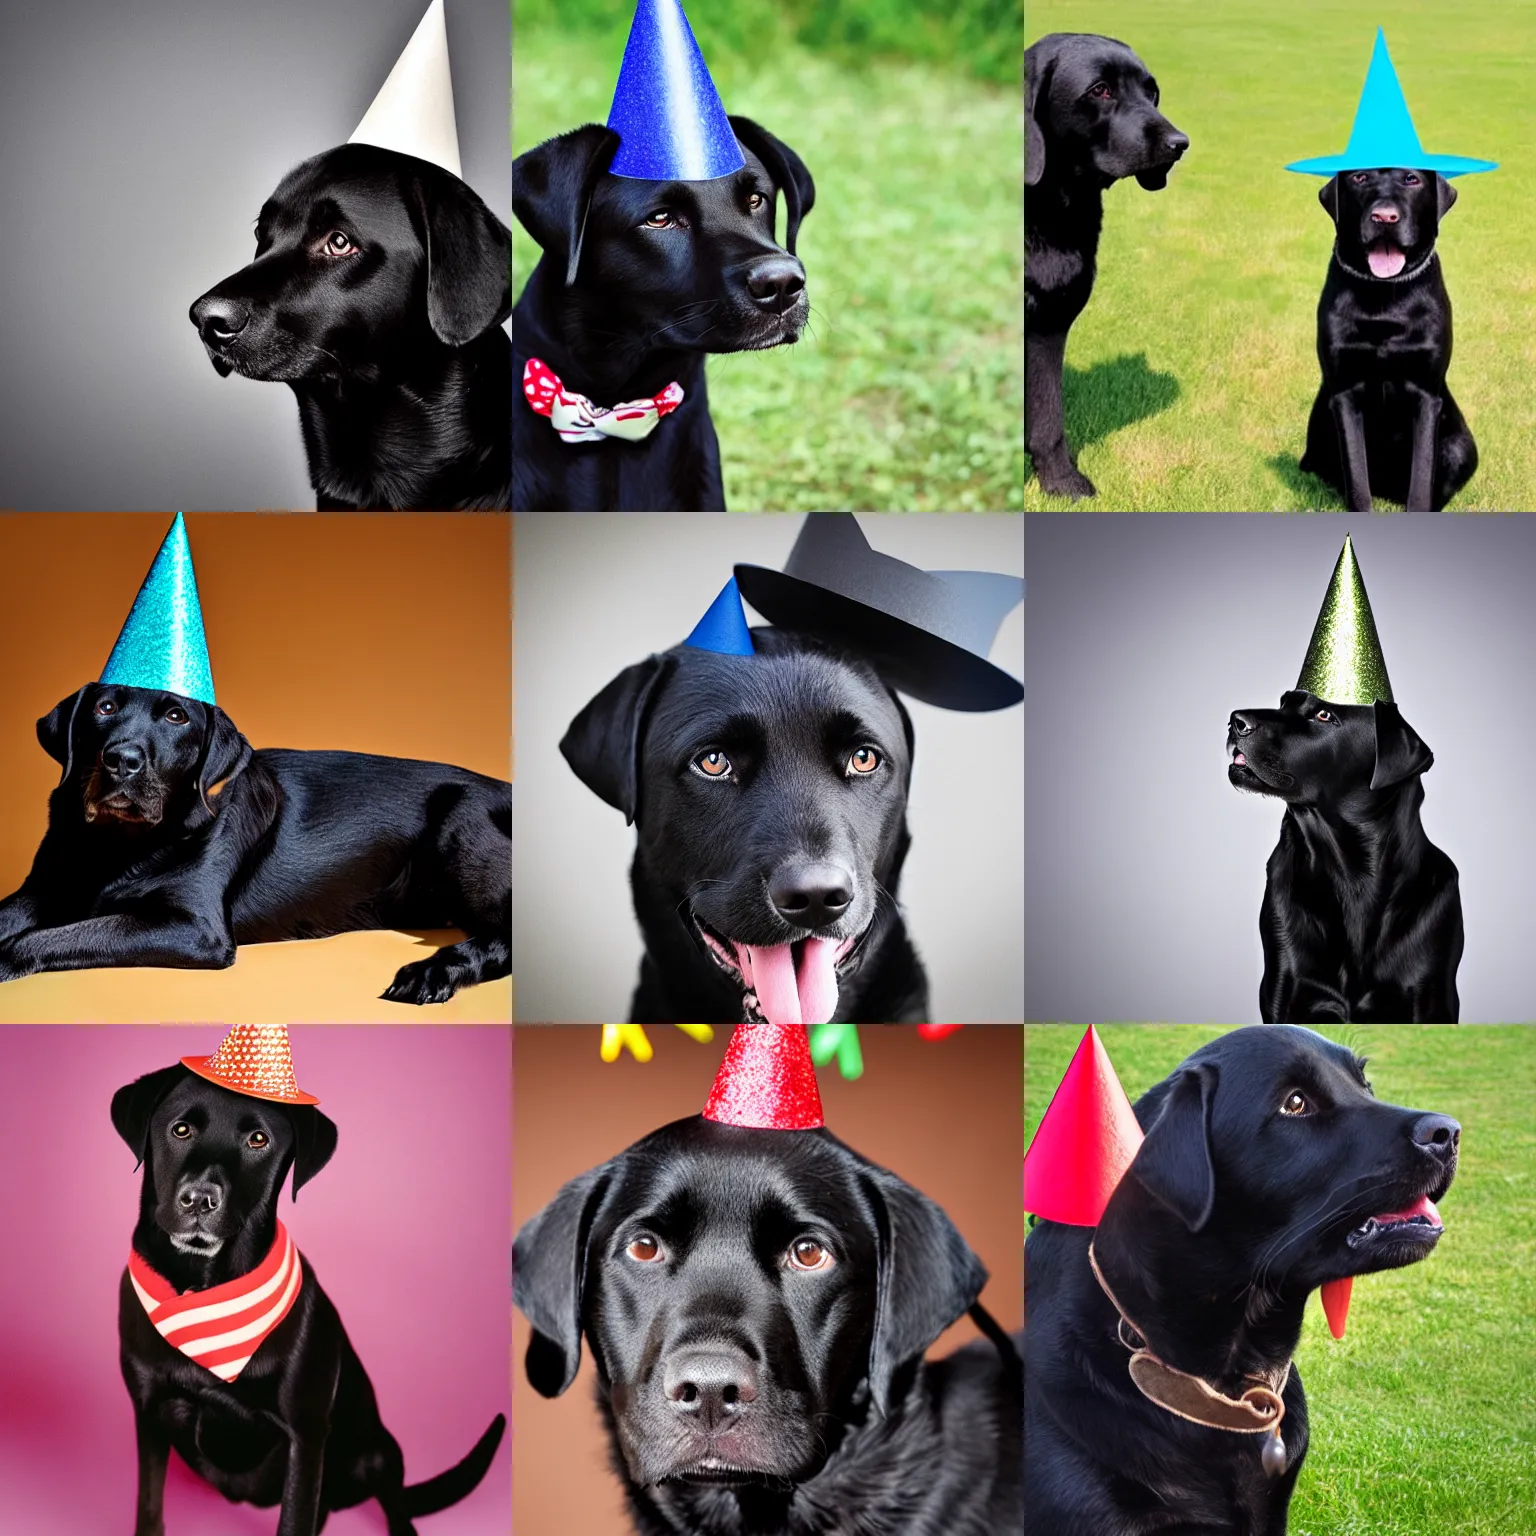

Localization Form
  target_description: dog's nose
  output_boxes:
[744,256,806,312]
[1411,1113,1460,1161]
[176,1178,223,1213]
[769,863,853,928]
[1229,712,1255,737]
[101,742,145,779]
[190,294,251,341]
[1165,131,1190,160]
[1369,205,1401,225]
[663,1350,758,1431]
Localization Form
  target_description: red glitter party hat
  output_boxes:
[182,1025,320,1106]
[703,1023,824,1130]
[1024,1026,1142,1225]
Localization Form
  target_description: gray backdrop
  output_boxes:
[1026,514,1536,1025]
[514,513,1025,1024]
[0,0,508,510]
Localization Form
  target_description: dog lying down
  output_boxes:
[515,1116,1022,1535]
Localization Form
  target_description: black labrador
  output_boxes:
[190,144,512,509]
[1299,169,1477,511]
[512,118,813,510]
[515,1114,1021,1536]
[1025,1025,1459,1535]
[114,1061,505,1535]
[1228,691,1462,1022]
[560,628,927,1024]
[0,682,510,1003]
[1026,33,1189,499]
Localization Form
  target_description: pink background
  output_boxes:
[0,1025,511,1534]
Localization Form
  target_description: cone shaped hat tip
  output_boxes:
[683,576,754,656]
[703,1023,824,1129]
[350,0,462,180]
[1296,535,1393,706]
[182,1024,319,1106]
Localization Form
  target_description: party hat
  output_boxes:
[1296,535,1393,705]
[350,0,462,179]
[703,1023,824,1130]
[683,576,755,656]
[606,0,745,181]
[1285,29,1497,179]
[101,514,216,705]
[1024,1026,1143,1226]
[182,1025,320,1106]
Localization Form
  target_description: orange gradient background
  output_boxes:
[0,513,511,1022]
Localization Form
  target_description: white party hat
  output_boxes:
[349,0,462,179]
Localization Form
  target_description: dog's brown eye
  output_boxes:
[845,747,881,776]
[1315,709,1333,722]
[643,210,672,229]
[1351,173,1367,185]
[1403,173,1421,186]
[747,193,765,212]
[165,706,189,725]
[787,1239,833,1272]
[626,1235,663,1262]
[693,750,732,779]
[97,698,116,715]
[1280,1090,1310,1117]
[247,1130,268,1149]
[1088,82,1112,100]
[171,1121,192,1139]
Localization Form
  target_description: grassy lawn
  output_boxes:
[1025,1025,1536,1534]
[1024,1,1536,510]
[513,28,1024,510]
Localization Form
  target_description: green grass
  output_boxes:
[1024,0,1536,510]
[1024,1026,1536,1534]
[513,29,1024,510]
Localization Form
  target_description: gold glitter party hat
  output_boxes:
[182,1025,320,1106]
[1296,536,1392,705]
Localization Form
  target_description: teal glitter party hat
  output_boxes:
[101,514,216,704]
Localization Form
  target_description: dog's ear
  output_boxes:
[37,686,90,784]
[1370,700,1433,789]
[415,173,513,345]
[860,1165,988,1418]
[111,1065,190,1167]
[1318,175,1341,222]
[559,653,677,826]
[1128,1063,1217,1231]
[1025,44,1057,187]
[513,1164,613,1398]
[513,125,620,287]
[1434,172,1457,220]
[287,1105,338,1201]
[196,705,253,814]
[728,117,815,256]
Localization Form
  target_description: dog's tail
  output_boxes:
[402,1413,507,1517]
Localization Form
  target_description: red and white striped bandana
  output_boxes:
[128,1220,303,1382]
[522,357,684,444]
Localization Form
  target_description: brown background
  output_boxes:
[512,1024,1023,1535]
[0,512,511,1022]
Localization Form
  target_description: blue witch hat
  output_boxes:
[607,0,745,181]
[683,576,754,656]
[100,513,217,704]
[1286,29,1497,178]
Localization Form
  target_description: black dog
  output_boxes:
[515,1115,1021,1535]
[1026,33,1189,499]
[1025,1025,1459,1535]
[1299,170,1476,511]
[190,144,512,509]
[560,628,927,1024]
[113,1062,505,1535]
[0,683,510,1003]
[1228,691,1462,1022]
[512,118,813,510]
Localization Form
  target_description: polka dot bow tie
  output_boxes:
[522,358,684,444]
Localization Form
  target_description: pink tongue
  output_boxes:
[1374,1193,1440,1225]
[1368,246,1406,278]
[736,941,840,1027]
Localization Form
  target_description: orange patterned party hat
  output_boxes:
[182,1025,319,1106]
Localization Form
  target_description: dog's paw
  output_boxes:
[1041,466,1097,499]
[382,955,464,1006]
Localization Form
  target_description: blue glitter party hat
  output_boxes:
[683,576,754,656]
[607,0,745,181]
[101,514,216,704]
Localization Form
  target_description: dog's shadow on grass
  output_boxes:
[1269,452,1347,511]
[1061,352,1180,450]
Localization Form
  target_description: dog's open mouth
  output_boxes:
[661,1458,786,1489]
[1366,241,1408,279]
[694,915,864,1027]
[1345,1193,1444,1250]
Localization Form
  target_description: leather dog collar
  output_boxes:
[128,1220,302,1383]
[1088,1242,1292,1478]
[1331,244,1439,286]
[522,357,684,444]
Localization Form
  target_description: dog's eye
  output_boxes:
[165,706,189,725]
[1088,82,1113,100]
[642,210,674,229]
[170,1121,192,1139]
[787,1239,833,1272]
[96,698,116,715]
[845,747,881,776]
[1315,709,1334,723]
[626,1234,664,1263]
[1351,172,1368,185]
[1403,172,1421,186]
[319,230,357,257]
[247,1130,269,1149]
[747,193,766,212]
[691,749,733,780]
[1280,1090,1311,1117]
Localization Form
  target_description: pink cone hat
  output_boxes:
[703,1023,824,1130]
[182,1025,319,1106]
